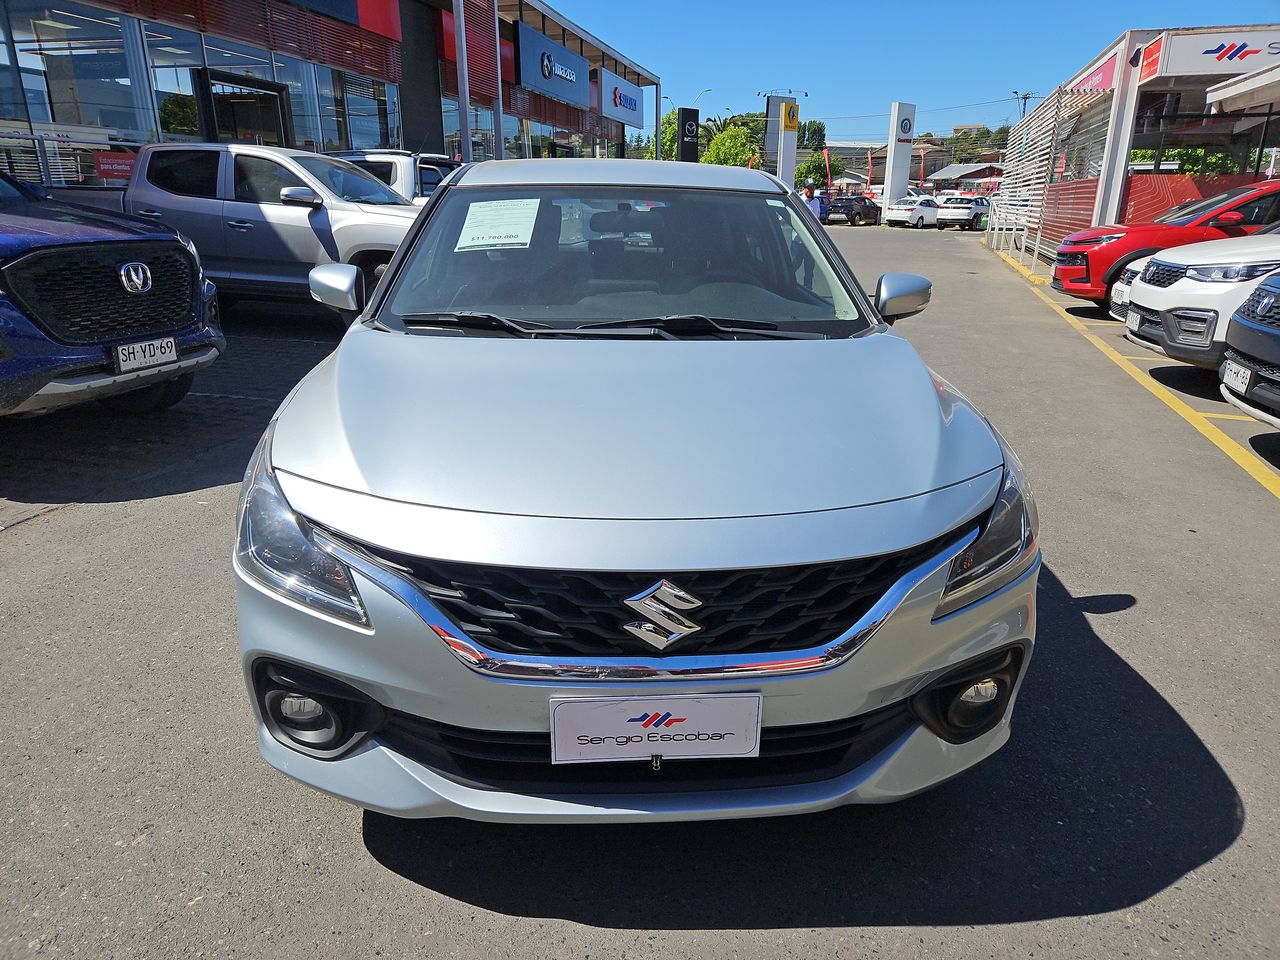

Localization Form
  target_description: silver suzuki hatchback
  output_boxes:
[234,159,1039,823]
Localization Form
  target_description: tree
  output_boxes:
[700,125,757,167]
[798,120,826,150]
[644,109,679,160]
[157,92,198,138]
[793,151,845,189]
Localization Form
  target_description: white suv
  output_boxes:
[1125,227,1280,368]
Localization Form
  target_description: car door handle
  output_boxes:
[136,209,163,218]
[226,220,254,230]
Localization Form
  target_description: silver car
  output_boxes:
[234,159,1040,823]
[936,196,990,230]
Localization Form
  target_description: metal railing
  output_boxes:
[0,132,149,189]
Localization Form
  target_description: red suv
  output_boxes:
[1052,181,1280,308]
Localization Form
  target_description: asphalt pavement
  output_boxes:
[2,225,1276,959]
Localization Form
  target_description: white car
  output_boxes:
[1124,227,1280,368]
[936,196,990,231]
[1109,256,1151,322]
[885,197,940,228]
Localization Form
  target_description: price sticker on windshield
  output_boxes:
[455,198,541,252]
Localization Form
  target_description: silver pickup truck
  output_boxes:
[60,143,418,306]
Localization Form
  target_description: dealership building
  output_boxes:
[0,0,658,186]
[1001,24,1280,245]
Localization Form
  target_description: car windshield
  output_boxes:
[293,155,410,205]
[944,198,970,205]
[0,174,33,202]
[1153,187,1256,225]
[893,198,915,205]
[382,185,864,331]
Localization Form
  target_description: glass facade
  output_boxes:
[0,0,400,185]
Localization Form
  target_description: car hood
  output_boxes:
[270,325,1002,521]
[0,198,175,260]
[1150,234,1280,266]
[1064,223,1164,243]
[353,202,419,220]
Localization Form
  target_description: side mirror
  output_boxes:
[281,186,322,207]
[1213,210,1245,226]
[875,272,932,323]
[309,263,364,315]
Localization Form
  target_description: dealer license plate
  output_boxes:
[115,336,176,373]
[550,693,762,765]
[1126,308,1140,333]
[1223,359,1252,395]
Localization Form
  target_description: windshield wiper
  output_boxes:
[577,314,828,340]
[396,312,666,339]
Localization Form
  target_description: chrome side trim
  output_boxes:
[319,528,978,682]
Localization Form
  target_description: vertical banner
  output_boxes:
[776,100,799,184]
[823,147,831,190]
[677,107,699,162]
[882,101,916,209]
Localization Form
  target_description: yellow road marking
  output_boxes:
[1029,285,1280,501]
[1202,412,1260,422]
[1119,354,1165,361]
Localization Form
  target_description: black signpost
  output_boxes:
[677,107,699,162]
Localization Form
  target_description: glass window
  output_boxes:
[343,73,390,149]
[417,163,445,193]
[271,54,320,151]
[0,14,30,124]
[233,154,303,203]
[292,154,408,204]
[350,159,396,185]
[1224,192,1280,227]
[471,105,494,160]
[203,37,272,80]
[316,66,347,151]
[441,96,460,159]
[383,187,863,329]
[7,0,156,142]
[144,21,203,142]
[146,149,219,197]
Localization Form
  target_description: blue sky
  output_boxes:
[549,1,1275,141]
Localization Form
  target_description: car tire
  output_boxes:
[914,216,923,228]
[937,222,945,230]
[97,373,194,414]
[852,213,863,226]
[972,214,983,230]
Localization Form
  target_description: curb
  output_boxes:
[990,246,1052,286]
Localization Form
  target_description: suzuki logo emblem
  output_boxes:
[622,580,704,651]
[118,262,151,294]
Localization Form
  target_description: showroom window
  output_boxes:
[272,54,322,150]
[144,21,203,142]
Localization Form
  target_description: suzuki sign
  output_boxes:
[599,67,644,127]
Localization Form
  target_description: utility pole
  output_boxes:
[1011,90,1038,120]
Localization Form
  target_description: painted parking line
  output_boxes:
[1029,284,1280,502]
[1202,411,1261,422]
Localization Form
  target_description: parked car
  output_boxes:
[1124,228,1280,368]
[936,196,990,230]
[67,144,420,307]
[1219,275,1280,429]
[885,196,940,228]
[1108,256,1149,322]
[1052,180,1280,309]
[235,159,1040,823]
[827,195,880,225]
[867,184,927,209]
[327,149,463,205]
[0,173,222,416]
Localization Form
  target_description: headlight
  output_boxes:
[935,436,1039,619]
[236,424,368,626]
[1184,262,1280,283]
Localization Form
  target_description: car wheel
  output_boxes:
[936,222,945,230]
[972,214,983,230]
[97,373,194,414]
[852,213,863,226]
[914,216,923,228]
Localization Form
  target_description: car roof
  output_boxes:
[456,158,786,193]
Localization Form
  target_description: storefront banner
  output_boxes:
[1159,30,1280,77]
[1072,53,1117,92]
[93,151,135,185]
[599,68,644,127]
[517,22,589,108]
[1139,36,1163,84]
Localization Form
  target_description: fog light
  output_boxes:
[279,694,325,724]
[959,679,1000,704]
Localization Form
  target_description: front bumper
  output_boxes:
[1052,248,1104,300]
[236,532,1039,822]
[1120,280,1249,368]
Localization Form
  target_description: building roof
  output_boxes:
[496,0,660,86]
[926,162,1003,182]
[1207,60,1280,112]
[458,158,785,192]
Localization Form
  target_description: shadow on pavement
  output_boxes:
[1146,364,1224,403]
[362,565,1242,928]
[0,312,337,509]
[1249,431,1280,469]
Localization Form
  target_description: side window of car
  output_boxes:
[233,155,305,204]
[145,150,219,198]
[1227,193,1280,226]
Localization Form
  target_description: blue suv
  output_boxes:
[0,173,222,416]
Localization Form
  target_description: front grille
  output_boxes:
[1236,285,1280,328]
[1140,260,1185,288]
[377,700,916,794]
[1119,266,1139,285]
[1056,252,1086,267]
[1,241,196,345]
[352,530,967,659]
[1129,302,1161,329]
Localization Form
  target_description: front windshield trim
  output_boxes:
[371,183,877,337]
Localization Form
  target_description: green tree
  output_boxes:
[644,109,679,160]
[157,92,198,138]
[700,125,757,167]
[798,120,826,150]
[793,151,845,189]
